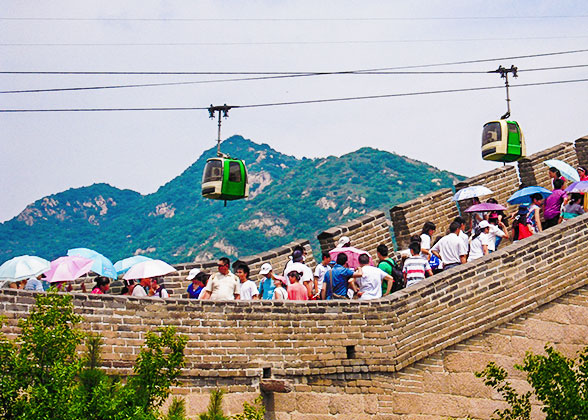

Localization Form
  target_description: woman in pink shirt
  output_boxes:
[286,271,308,301]
[91,277,110,294]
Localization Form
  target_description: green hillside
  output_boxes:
[0,135,463,264]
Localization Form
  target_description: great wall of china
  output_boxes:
[1,135,587,419]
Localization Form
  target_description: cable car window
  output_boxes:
[507,122,519,133]
[203,160,223,183]
[482,122,501,147]
[228,161,242,182]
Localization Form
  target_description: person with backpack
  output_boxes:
[511,206,533,241]
[376,244,404,295]
[321,253,361,300]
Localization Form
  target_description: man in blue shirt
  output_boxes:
[322,253,361,300]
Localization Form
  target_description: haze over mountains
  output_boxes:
[0,135,463,264]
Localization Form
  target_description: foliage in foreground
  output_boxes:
[475,345,588,420]
[0,291,187,420]
[198,388,265,420]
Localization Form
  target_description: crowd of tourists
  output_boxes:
[7,165,586,302]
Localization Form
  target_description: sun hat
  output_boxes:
[336,236,351,247]
[186,268,201,280]
[259,263,272,275]
[478,220,490,229]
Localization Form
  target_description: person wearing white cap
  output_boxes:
[259,263,276,300]
[467,221,491,262]
[336,236,351,248]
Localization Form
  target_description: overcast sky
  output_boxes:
[1,0,587,222]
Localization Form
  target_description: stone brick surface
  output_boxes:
[389,188,457,249]
[317,210,394,259]
[518,142,579,189]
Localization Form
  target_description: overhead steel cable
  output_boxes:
[2,47,588,76]
[1,63,587,95]
[1,15,588,22]
[1,77,587,113]
[2,35,588,46]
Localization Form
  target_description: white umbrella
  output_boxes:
[114,255,153,274]
[543,159,580,182]
[123,259,177,280]
[0,255,50,281]
[453,185,493,201]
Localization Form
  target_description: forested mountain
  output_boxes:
[0,135,463,263]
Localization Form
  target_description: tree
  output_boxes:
[476,344,588,420]
[0,290,188,420]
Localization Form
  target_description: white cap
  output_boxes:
[336,236,351,247]
[186,268,201,280]
[478,220,490,229]
[259,263,272,275]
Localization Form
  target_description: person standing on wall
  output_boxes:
[431,221,468,270]
[200,257,241,300]
[313,253,331,300]
[350,253,394,300]
[322,253,361,300]
[419,222,436,259]
[258,263,276,300]
[236,264,259,300]
[376,244,402,296]
[402,242,433,287]
[543,178,568,228]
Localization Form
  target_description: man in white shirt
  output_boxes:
[350,253,394,300]
[454,216,470,254]
[313,252,330,299]
[200,257,241,300]
[236,264,259,300]
[431,221,468,270]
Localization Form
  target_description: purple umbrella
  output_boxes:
[565,181,588,193]
[464,203,507,213]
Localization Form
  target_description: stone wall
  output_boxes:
[389,188,457,249]
[517,142,579,188]
[454,164,520,223]
[2,212,587,419]
[575,135,588,169]
[316,210,393,258]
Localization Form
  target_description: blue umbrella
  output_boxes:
[114,256,153,274]
[507,186,552,205]
[543,159,581,182]
[67,248,117,279]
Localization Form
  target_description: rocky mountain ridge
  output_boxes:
[0,135,463,263]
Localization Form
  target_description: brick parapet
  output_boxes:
[575,135,588,169]
[389,188,457,249]
[2,213,586,391]
[517,142,579,188]
[316,210,393,258]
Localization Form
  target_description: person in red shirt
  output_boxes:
[286,271,308,301]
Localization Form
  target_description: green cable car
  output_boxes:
[202,157,249,201]
[481,120,526,163]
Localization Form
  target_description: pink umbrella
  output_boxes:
[464,203,507,213]
[44,256,94,283]
[329,246,373,269]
